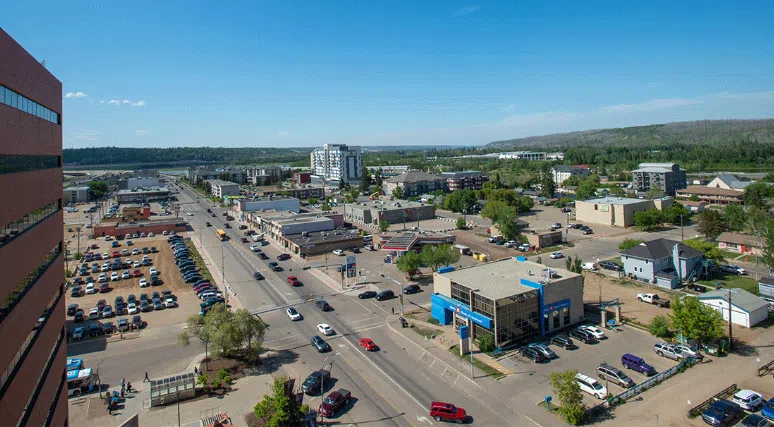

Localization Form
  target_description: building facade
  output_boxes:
[310,144,362,184]
[706,174,754,190]
[676,186,744,205]
[575,196,673,228]
[206,180,240,198]
[552,165,589,185]
[345,201,436,225]
[246,166,283,186]
[716,232,763,256]
[382,170,448,197]
[440,171,489,191]
[631,163,687,196]
[63,186,89,204]
[119,177,161,190]
[235,197,300,213]
[619,239,704,288]
[498,151,548,161]
[0,29,69,425]
[293,172,311,185]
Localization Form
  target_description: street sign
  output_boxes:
[459,325,469,339]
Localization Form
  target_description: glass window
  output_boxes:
[543,312,549,333]
[553,310,560,329]
[0,86,5,104]
[563,307,570,325]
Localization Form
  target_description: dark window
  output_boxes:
[563,307,570,325]
[0,85,60,125]
[0,201,60,248]
[0,155,59,174]
[553,310,560,329]
[0,245,61,325]
[543,312,549,333]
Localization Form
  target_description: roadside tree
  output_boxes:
[396,251,422,279]
[633,208,663,231]
[494,207,522,241]
[391,186,404,200]
[550,369,586,425]
[421,244,460,272]
[480,199,509,222]
[378,219,390,233]
[696,209,727,240]
[178,304,266,358]
[669,296,724,343]
[723,204,746,232]
[253,375,308,426]
[456,217,466,230]
[618,238,644,251]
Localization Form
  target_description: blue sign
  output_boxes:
[431,293,493,329]
[541,298,571,316]
[459,325,469,339]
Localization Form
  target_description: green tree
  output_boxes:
[608,186,625,197]
[634,208,664,231]
[565,255,572,271]
[555,197,573,208]
[669,296,725,343]
[178,305,266,358]
[649,315,673,339]
[420,244,461,272]
[696,209,727,240]
[307,198,319,206]
[723,204,747,232]
[396,251,422,279]
[662,203,689,226]
[391,186,404,200]
[374,169,383,187]
[477,333,496,353]
[494,207,522,241]
[443,189,477,213]
[743,182,773,209]
[87,180,108,199]
[456,216,466,230]
[619,238,644,251]
[573,258,582,273]
[234,309,267,357]
[683,238,727,264]
[550,370,587,425]
[360,167,372,193]
[575,179,598,200]
[480,199,509,222]
[378,219,390,233]
[646,188,666,199]
[540,164,556,198]
[759,219,774,275]
[689,194,700,202]
[338,179,345,190]
[518,196,535,213]
[253,375,307,426]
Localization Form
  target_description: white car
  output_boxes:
[133,261,141,268]
[127,303,138,314]
[111,272,120,281]
[88,308,100,320]
[721,264,746,275]
[165,298,177,308]
[504,240,518,248]
[732,389,763,411]
[286,307,302,321]
[149,267,158,276]
[98,273,108,283]
[101,265,110,272]
[576,373,607,399]
[550,252,564,259]
[148,232,155,237]
[162,230,169,235]
[85,283,96,294]
[580,325,606,340]
[186,212,194,216]
[72,327,85,340]
[132,248,139,255]
[121,270,131,279]
[333,250,344,256]
[250,245,259,252]
[139,278,148,288]
[317,324,334,335]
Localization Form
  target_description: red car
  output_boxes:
[241,237,248,243]
[132,269,143,277]
[429,402,467,423]
[99,283,109,293]
[111,251,120,258]
[319,388,351,418]
[358,338,377,351]
[286,276,301,286]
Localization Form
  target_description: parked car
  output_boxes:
[71,286,83,297]
[85,283,96,294]
[429,402,467,424]
[67,304,79,316]
[701,399,741,427]
[599,260,623,271]
[721,264,746,275]
[311,335,331,352]
[319,388,352,418]
[596,363,635,388]
[621,353,656,376]
[88,308,100,320]
[654,342,683,361]
[581,262,597,271]
[74,309,84,322]
[302,370,331,394]
[358,291,377,299]
[579,325,606,340]
[102,322,115,334]
[576,373,608,399]
[527,343,556,359]
[733,389,764,411]
[637,293,671,308]
[740,414,770,427]
[673,344,704,361]
[549,252,564,259]
[333,249,344,256]
[132,315,144,329]
[72,327,85,340]
[376,290,395,301]
[519,346,545,363]
[568,328,596,344]
[117,318,130,332]
[549,335,574,350]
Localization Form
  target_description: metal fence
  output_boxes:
[757,359,774,377]
[688,384,738,418]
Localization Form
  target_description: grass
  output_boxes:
[185,240,214,283]
[698,274,759,294]
[447,346,505,379]
[410,325,442,339]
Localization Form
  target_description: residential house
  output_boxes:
[699,289,769,328]
[676,186,743,205]
[706,174,754,190]
[619,238,704,288]
[680,200,705,213]
[716,232,763,256]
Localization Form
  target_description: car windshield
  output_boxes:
[289,308,297,314]
[592,382,603,390]
[323,396,336,404]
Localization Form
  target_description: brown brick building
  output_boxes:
[0,29,68,425]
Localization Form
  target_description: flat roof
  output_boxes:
[286,230,362,245]
[577,196,654,206]
[116,187,169,195]
[439,257,579,301]
[274,216,332,226]
[348,200,431,211]
[205,179,239,186]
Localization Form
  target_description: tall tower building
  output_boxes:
[310,144,362,185]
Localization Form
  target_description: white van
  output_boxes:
[363,235,373,242]
[581,262,598,271]
[576,373,607,399]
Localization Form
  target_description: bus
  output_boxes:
[216,229,227,241]
[67,368,97,397]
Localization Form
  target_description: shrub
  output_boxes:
[477,334,496,353]
[649,315,673,339]
[619,238,644,251]
[217,368,232,385]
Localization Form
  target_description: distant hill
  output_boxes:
[485,119,774,149]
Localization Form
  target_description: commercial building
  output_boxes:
[367,165,410,177]
[206,179,240,198]
[498,151,548,161]
[0,29,68,425]
[63,186,90,204]
[575,196,673,228]
[676,186,744,205]
[374,231,456,252]
[706,174,754,190]
[254,212,344,238]
[283,230,364,256]
[345,200,436,226]
[431,257,584,347]
[118,177,161,190]
[310,144,362,185]
[382,170,447,197]
[246,166,283,186]
[699,289,768,328]
[250,186,325,200]
[619,239,704,288]
[234,197,300,214]
[631,163,687,196]
[441,171,489,191]
[121,204,151,220]
[133,169,159,178]
[552,165,589,185]
[93,217,187,238]
[114,186,171,203]
[716,232,763,256]
[526,231,563,249]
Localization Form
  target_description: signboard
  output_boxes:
[459,325,469,339]
[346,255,356,278]
[431,294,493,329]
[541,298,571,316]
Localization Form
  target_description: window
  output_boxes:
[552,310,560,329]
[0,85,60,125]
[543,312,549,333]
[0,155,59,175]
[563,307,570,325]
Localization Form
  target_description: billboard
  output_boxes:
[346,255,356,278]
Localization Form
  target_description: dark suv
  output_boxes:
[301,370,331,394]
[315,300,332,311]
[569,328,596,344]
[550,335,575,350]
[311,335,331,353]
[519,346,545,363]
[376,290,395,301]
[596,363,635,388]
[702,399,740,426]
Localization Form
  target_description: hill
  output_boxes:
[485,119,774,149]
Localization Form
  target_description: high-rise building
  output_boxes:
[631,163,687,196]
[0,29,68,425]
[310,144,361,185]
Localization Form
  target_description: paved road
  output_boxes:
[175,183,522,426]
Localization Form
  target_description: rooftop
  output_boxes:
[348,200,431,211]
[716,232,759,247]
[66,186,90,191]
[205,179,239,187]
[553,165,586,173]
[438,257,579,301]
[677,186,744,197]
[620,238,703,260]
[699,289,768,313]
[116,186,169,195]
[385,170,445,184]
[712,174,754,190]
[440,171,486,178]
[578,196,663,206]
[286,229,362,245]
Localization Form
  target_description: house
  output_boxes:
[706,174,754,190]
[716,232,763,256]
[552,165,589,186]
[619,238,704,288]
[526,231,563,249]
[575,196,673,228]
[676,186,743,205]
[631,163,687,196]
[699,289,768,328]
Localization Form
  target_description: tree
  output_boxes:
[321,199,332,211]
[565,255,572,271]
[573,258,582,274]
[540,164,556,198]
[307,198,319,206]
[689,194,700,202]
[234,309,266,357]
[378,219,390,233]
[338,179,345,190]
[634,208,663,231]
[456,216,466,230]
[178,304,266,358]
[649,315,673,339]
[494,207,522,241]
[619,238,644,251]
[253,375,307,426]
[608,186,625,197]
[360,167,372,193]
[646,188,666,199]
[421,244,460,271]
[669,296,725,343]
[391,186,404,200]
[374,169,383,187]
[743,182,772,209]
[550,370,587,425]
[443,189,477,213]
[696,209,727,240]
[759,219,774,275]
[87,180,108,199]
[683,238,727,264]
[396,251,422,279]
[723,204,747,232]
[477,333,495,353]
[662,203,689,226]
[480,199,509,222]
[518,196,535,213]
[575,179,598,200]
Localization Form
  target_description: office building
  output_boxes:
[345,200,436,226]
[246,166,283,186]
[234,196,300,213]
[63,186,90,204]
[0,29,68,425]
[440,171,489,191]
[575,196,673,228]
[206,179,240,198]
[310,144,362,185]
[631,163,687,196]
[114,186,171,203]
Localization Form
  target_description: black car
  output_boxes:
[114,296,125,306]
[315,300,332,311]
[141,302,152,312]
[301,370,331,394]
[74,309,85,322]
[70,286,82,297]
[277,253,291,261]
[583,229,594,235]
[254,272,265,280]
[358,291,377,299]
[598,261,622,271]
[550,335,575,350]
[568,328,596,344]
[519,347,545,363]
[102,322,115,334]
[702,400,741,427]
[311,335,331,352]
[132,315,143,329]
[127,294,137,304]
[376,290,395,301]
[150,246,158,253]
[259,253,269,260]
[153,300,165,310]
[740,414,769,427]
[88,323,101,337]
[268,262,282,272]
[67,304,79,316]
[403,284,421,294]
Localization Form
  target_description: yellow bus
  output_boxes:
[216,229,227,241]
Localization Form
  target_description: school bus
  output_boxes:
[216,229,227,241]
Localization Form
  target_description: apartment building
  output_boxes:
[205,179,240,198]
[246,166,283,186]
[63,186,89,204]
[310,144,362,185]
[0,29,68,426]
[382,170,448,197]
[631,163,687,196]
[440,171,489,191]
[552,165,589,185]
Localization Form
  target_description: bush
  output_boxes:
[477,333,496,353]
[73,252,83,260]
[649,315,673,339]
[427,317,440,325]
[217,368,232,385]
[456,216,466,230]
[619,238,644,251]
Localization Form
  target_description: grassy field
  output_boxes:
[698,274,759,294]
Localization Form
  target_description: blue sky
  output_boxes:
[3,1,774,148]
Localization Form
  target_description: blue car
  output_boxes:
[762,398,774,421]
[702,399,741,427]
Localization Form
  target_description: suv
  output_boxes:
[596,364,635,388]
[429,402,467,423]
[568,328,596,344]
[301,370,331,394]
[653,342,683,360]
[376,290,395,301]
[599,260,623,271]
[702,399,740,427]
[733,389,764,411]
[550,335,574,350]
[527,343,556,359]
[319,389,351,418]
[315,300,332,311]
[621,353,656,376]
[576,373,608,399]
[519,346,545,363]
[311,335,331,352]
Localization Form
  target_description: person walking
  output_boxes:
[194,366,198,375]
[143,372,149,382]
[121,378,125,388]
[391,307,395,315]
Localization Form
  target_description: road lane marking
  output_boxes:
[263,333,305,344]
[368,300,391,315]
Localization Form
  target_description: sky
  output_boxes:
[3,1,774,148]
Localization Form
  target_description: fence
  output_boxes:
[688,384,738,418]
[757,359,774,377]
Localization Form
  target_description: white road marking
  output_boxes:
[416,416,433,425]
[351,324,386,334]
[263,333,305,344]
[345,317,381,325]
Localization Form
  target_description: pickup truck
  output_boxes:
[637,293,670,308]
[653,342,683,361]
[319,388,351,417]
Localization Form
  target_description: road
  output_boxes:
[174,183,527,426]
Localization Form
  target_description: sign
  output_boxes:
[346,255,356,278]
[455,306,461,315]
[432,293,493,329]
[541,298,571,316]
[459,325,469,339]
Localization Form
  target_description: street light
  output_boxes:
[469,288,480,379]
[318,352,340,414]
[380,273,404,314]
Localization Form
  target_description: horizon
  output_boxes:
[4,2,774,148]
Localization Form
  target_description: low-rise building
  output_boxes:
[526,231,563,249]
[680,200,706,213]
[366,165,410,178]
[716,232,763,256]
[431,257,584,347]
[121,204,150,220]
[699,289,768,328]
[675,186,744,205]
[706,174,754,190]
[114,186,171,203]
[631,163,687,196]
[251,186,325,200]
[64,186,90,203]
[246,166,283,186]
[440,171,489,191]
[373,231,455,252]
[206,179,240,198]
[234,197,300,214]
[119,177,161,190]
[552,165,589,185]
[253,211,344,238]
[283,230,364,256]
[498,151,549,161]
[93,217,187,237]
[619,238,704,288]
[345,200,436,226]
[383,170,448,197]
[293,172,311,185]
[575,196,673,228]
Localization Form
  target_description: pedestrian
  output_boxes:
[194,366,198,375]
[391,307,395,315]
[143,372,149,382]
[121,378,125,388]
[121,386,125,398]
[127,382,133,392]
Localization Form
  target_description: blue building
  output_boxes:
[431,257,584,347]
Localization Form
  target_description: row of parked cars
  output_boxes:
[168,235,225,315]
[702,388,774,427]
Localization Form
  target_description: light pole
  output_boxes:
[318,352,340,413]
[469,288,480,379]
[380,273,404,314]
[176,390,181,427]
[680,214,684,242]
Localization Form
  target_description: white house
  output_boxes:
[699,289,769,328]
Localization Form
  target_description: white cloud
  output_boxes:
[65,91,87,99]
[108,99,120,105]
[599,98,701,113]
[74,130,98,142]
[454,5,480,16]
[122,100,130,104]
[502,104,515,112]
[131,101,145,107]
[135,129,148,136]
[277,131,289,136]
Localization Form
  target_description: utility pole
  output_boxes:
[727,289,733,351]
[221,243,227,307]
[680,214,684,242]
[381,273,404,314]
